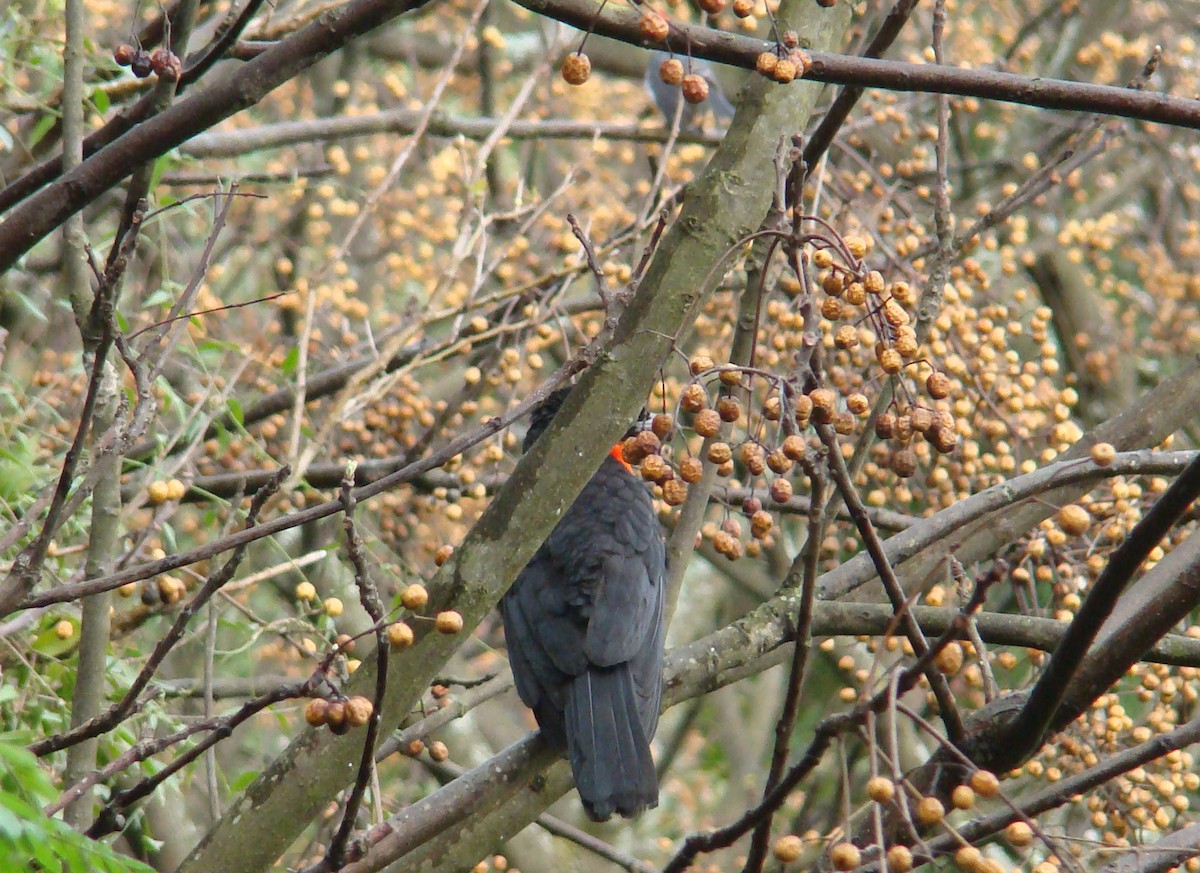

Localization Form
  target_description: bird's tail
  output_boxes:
[564,665,658,822]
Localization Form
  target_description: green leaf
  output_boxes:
[160,522,177,553]
[148,154,171,192]
[91,87,110,114]
[281,345,300,376]
[230,769,259,793]
[28,114,56,149]
[226,397,244,426]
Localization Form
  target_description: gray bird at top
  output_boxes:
[644,50,736,129]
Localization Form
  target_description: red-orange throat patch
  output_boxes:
[609,443,633,473]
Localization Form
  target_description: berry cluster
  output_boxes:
[113,43,182,80]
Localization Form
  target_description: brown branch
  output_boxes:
[1008,452,1200,762]
[0,0,436,276]
[817,421,966,744]
[182,110,727,157]
[511,0,1200,133]
[5,0,1200,275]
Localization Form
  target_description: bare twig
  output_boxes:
[326,463,389,868]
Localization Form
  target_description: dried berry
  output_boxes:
[707,442,732,465]
[640,454,669,481]
[679,457,704,483]
[766,449,793,474]
[890,447,917,478]
[772,58,798,84]
[639,11,670,42]
[681,73,709,105]
[969,769,1000,796]
[561,52,591,86]
[693,408,722,438]
[681,383,708,412]
[887,845,914,873]
[662,479,688,505]
[782,435,806,461]
[305,698,330,727]
[150,46,182,81]
[344,695,374,728]
[113,43,136,66]
[635,429,661,456]
[130,49,154,78]
[926,371,951,399]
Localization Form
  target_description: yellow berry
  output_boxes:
[435,610,464,634]
[916,796,945,824]
[295,581,317,601]
[955,846,982,872]
[935,641,964,674]
[1005,821,1033,847]
[401,583,429,610]
[830,842,861,871]
[773,834,803,863]
[387,621,415,649]
[1090,442,1116,466]
[148,480,170,504]
[970,770,1000,797]
[867,776,895,803]
[1057,504,1091,536]
[887,845,913,873]
[323,597,344,617]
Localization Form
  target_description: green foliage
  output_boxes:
[0,735,155,873]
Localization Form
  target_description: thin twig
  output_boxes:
[816,421,966,745]
[326,463,389,868]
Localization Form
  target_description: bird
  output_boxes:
[500,387,666,821]
[644,49,736,129]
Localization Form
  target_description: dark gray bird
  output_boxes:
[645,50,736,129]
[500,388,666,821]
